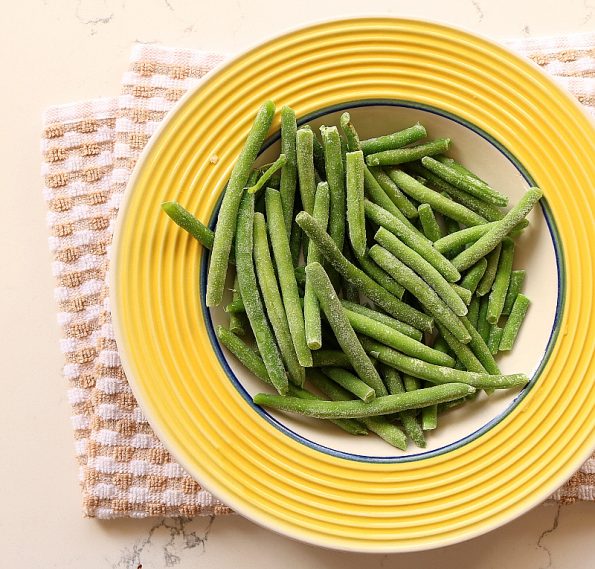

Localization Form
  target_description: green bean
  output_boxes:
[369,245,471,343]
[451,284,472,306]
[322,367,376,403]
[295,212,433,331]
[407,162,505,222]
[366,138,451,166]
[442,212,465,257]
[403,374,421,392]
[341,245,361,302]
[364,200,460,283]
[359,337,529,389]
[421,156,509,207]
[248,154,287,195]
[253,213,305,386]
[339,112,361,152]
[360,123,427,155]
[301,125,326,179]
[340,301,423,341]
[161,201,215,249]
[304,182,330,350]
[460,258,488,295]
[307,370,406,449]
[306,262,387,396]
[476,244,502,297]
[434,224,494,255]
[477,296,491,344]
[289,218,302,266]
[468,296,480,329]
[417,203,443,241]
[311,350,352,368]
[369,167,418,219]
[385,168,487,227]
[235,193,288,394]
[435,323,486,373]
[381,365,426,447]
[265,189,312,367]
[499,294,531,351]
[502,270,526,316]
[436,155,487,184]
[294,265,306,288]
[344,308,455,366]
[346,150,367,258]
[460,316,500,375]
[207,101,275,307]
[488,325,503,355]
[451,188,543,272]
[374,227,468,317]
[296,128,317,215]
[487,238,515,324]
[254,383,475,419]
[356,251,405,299]
[279,106,298,234]
[320,126,346,251]
[224,297,245,313]
[229,275,248,336]
[363,166,420,233]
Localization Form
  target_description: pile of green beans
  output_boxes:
[163,104,540,451]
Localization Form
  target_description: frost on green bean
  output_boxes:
[253,383,475,419]
[279,106,298,235]
[488,325,503,355]
[435,323,486,374]
[306,262,387,397]
[339,112,361,152]
[320,126,346,251]
[207,100,275,307]
[417,203,443,242]
[487,238,515,324]
[460,258,488,295]
[161,202,214,249]
[356,251,405,299]
[360,123,427,155]
[311,350,352,368]
[375,227,468,317]
[502,270,526,316]
[247,154,287,195]
[295,211,433,332]
[265,189,311,367]
[346,150,367,258]
[235,193,288,394]
[359,337,529,390]
[421,156,509,207]
[229,275,248,336]
[365,138,451,167]
[451,188,543,271]
[296,128,317,217]
[322,367,376,403]
[477,296,491,344]
[451,283,472,306]
[476,244,502,297]
[369,245,471,343]
[253,213,305,387]
[369,166,419,219]
[460,316,501,375]
[499,294,531,351]
[364,199,460,283]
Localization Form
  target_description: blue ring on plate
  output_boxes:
[200,99,565,464]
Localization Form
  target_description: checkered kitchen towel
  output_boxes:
[41,34,594,518]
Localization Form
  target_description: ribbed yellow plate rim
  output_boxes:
[111,18,595,551]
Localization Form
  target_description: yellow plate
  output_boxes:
[112,18,595,551]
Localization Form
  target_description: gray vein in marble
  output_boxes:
[536,503,561,569]
[111,516,215,568]
[471,0,484,22]
[164,0,174,11]
[75,0,114,26]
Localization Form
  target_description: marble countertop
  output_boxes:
[1,1,593,567]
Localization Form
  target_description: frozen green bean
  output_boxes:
[306,262,387,396]
[161,201,214,249]
[344,308,455,366]
[356,251,405,299]
[311,350,352,368]
[322,367,376,403]
[229,275,248,336]
[254,383,476,419]
[468,296,480,329]
[346,150,367,258]
[265,189,312,367]
[403,374,421,392]
[364,199,460,282]
[477,296,491,344]
[289,217,302,266]
[436,155,487,184]
[476,244,502,297]
[487,238,515,324]
[502,270,526,316]
[366,138,451,166]
[235,193,288,394]
[451,188,543,271]
[435,323,486,373]
[375,227,468,317]
[340,300,423,341]
[359,337,529,389]
[385,168,487,227]
[460,258,488,295]
[488,325,503,355]
[339,112,361,152]
[341,245,361,302]
[224,297,245,314]
[499,294,531,351]
[451,284,472,306]
[207,100,275,307]
[369,245,471,343]
[417,203,443,241]
[320,126,346,251]
[296,128,317,216]
[304,182,330,350]
[279,106,298,234]
[460,316,501,375]
[421,156,509,207]
[253,213,305,386]
[247,154,287,195]
[369,166,419,219]
[360,123,427,155]
[295,211,433,331]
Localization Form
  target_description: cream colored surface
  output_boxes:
[1,1,593,566]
